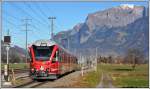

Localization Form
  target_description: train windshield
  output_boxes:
[33,46,53,61]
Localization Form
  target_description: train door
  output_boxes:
[50,50,59,74]
[58,49,64,74]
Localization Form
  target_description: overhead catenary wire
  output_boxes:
[3,12,43,37]
[23,2,49,25]
[3,19,21,30]
[3,10,21,20]
[4,2,63,36]
[3,11,46,40]
[44,3,64,34]
[3,2,57,46]
[35,3,57,36]
[4,20,42,42]
[4,19,46,43]
[35,3,49,21]
[9,3,48,27]
[31,4,61,34]
[31,24,49,37]
[30,26,45,39]
[12,2,51,37]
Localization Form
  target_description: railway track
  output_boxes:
[14,80,50,88]
[1,69,30,83]
[2,69,93,88]
[1,69,29,74]
[13,70,75,88]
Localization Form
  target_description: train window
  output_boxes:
[52,50,60,63]
[52,52,57,63]
[58,50,62,62]
[33,45,54,61]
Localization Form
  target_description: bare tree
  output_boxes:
[125,48,144,70]
[108,56,113,64]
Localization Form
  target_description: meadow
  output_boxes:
[1,63,148,88]
[75,63,149,88]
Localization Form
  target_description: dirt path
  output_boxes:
[97,72,114,88]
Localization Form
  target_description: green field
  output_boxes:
[101,64,149,88]
[76,63,149,88]
[1,63,148,88]
[1,63,29,70]
[75,68,102,88]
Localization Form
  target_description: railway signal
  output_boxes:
[3,30,12,86]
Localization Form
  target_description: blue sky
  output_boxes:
[2,1,148,48]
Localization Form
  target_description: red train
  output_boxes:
[28,40,78,79]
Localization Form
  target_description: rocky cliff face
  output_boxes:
[86,5,144,31]
[53,5,148,57]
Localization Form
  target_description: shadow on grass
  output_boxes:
[113,68,133,71]
[122,86,148,88]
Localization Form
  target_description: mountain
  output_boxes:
[53,5,148,58]
[1,40,26,63]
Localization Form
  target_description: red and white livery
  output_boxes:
[28,40,78,79]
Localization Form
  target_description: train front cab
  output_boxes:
[28,45,61,80]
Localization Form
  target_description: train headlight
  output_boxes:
[40,66,44,71]
[31,68,34,71]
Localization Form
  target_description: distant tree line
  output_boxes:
[96,48,148,70]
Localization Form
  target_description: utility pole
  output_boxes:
[22,18,31,64]
[95,47,98,72]
[68,37,70,51]
[48,17,56,40]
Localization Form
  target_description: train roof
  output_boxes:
[28,39,75,56]
[28,40,57,47]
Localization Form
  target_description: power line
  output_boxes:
[3,15,46,41]
[3,13,43,37]
[31,25,46,36]
[10,3,48,27]
[23,2,49,25]
[3,19,20,29]
[36,3,49,20]
[46,5,64,33]
[5,2,63,35]
[35,3,61,36]
[3,10,21,21]
[30,26,44,39]
[3,7,46,40]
